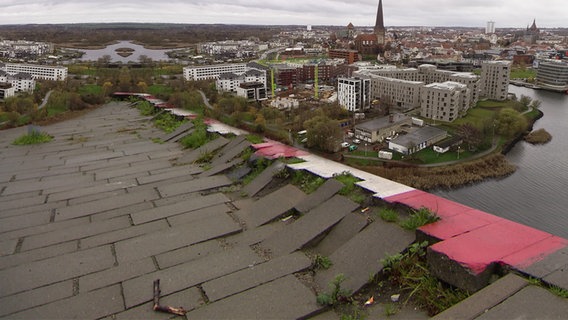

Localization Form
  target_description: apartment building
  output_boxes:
[368,76,423,111]
[328,49,360,64]
[536,59,568,92]
[0,63,67,81]
[337,77,371,112]
[215,67,268,101]
[0,82,15,100]
[421,82,470,122]
[480,61,511,101]
[183,63,247,81]
[0,70,35,93]
[340,63,501,122]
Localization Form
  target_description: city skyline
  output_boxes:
[1,0,567,28]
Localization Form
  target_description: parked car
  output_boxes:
[353,139,361,144]
[341,142,350,148]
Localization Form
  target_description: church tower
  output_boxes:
[374,0,386,45]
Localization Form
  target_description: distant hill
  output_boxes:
[0,23,282,48]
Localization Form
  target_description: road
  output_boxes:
[38,90,53,109]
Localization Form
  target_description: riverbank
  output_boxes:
[353,153,516,191]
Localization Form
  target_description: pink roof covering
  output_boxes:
[385,189,568,275]
[252,140,309,159]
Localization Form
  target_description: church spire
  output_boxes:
[374,0,386,45]
[375,0,385,31]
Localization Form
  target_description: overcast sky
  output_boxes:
[1,0,567,28]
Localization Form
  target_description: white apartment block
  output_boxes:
[337,77,371,112]
[421,82,470,122]
[480,61,511,101]
[0,83,15,100]
[0,63,67,81]
[215,67,268,103]
[0,70,35,93]
[183,63,247,81]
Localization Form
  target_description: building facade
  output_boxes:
[328,49,360,65]
[536,59,568,92]
[337,77,371,112]
[0,63,67,81]
[236,82,267,101]
[348,63,487,122]
[354,113,412,143]
[421,82,470,122]
[480,61,511,101]
[0,70,35,93]
[183,63,247,81]
[0,82,15,100]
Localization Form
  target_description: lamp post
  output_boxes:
[457,146,461,160]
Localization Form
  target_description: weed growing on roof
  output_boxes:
[291,170,325,194]
[317,274,351,306]
[378,208,399,223]
[179,117,211,149]
[380,241,469,316]
[12,130,53,145]
[399,207,439,230]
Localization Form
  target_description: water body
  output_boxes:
[435,85,568,239]
[77,40,170,63]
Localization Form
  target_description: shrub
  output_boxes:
[179,118,210,149]
[380,241,469,316]
[13,130,53,145]
[316,274,351,306]
[313,254,333,270]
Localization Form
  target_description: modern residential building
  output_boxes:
[368,76,423,111]
[0,63,67,81]
[236,82,267,101]
[337,77,371,112]
[421,82,470,122]
[0,70,35,93]
[345,63,486,122]
[486,21,496,34]
[216,73,243,93]
[0,82,15,100]
[183,63,247,81]
[214,67,268,100]
[480,61,511,101]
[535,59,568,92]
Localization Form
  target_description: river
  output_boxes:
[77,41,170,63]
[435,85,568,239]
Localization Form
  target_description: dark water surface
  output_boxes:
[435,86,568,239]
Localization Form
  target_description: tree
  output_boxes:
[137,81,148,93]
[304,115,342,153]
[457,123,482,151]
[97,55,112,67]
[117,67,132,91]
[495,108,527,138]
[519,95,532,108]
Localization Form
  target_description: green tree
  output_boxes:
[495,108,527,138]
[304,115,342,153]
[117,67,132,91]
